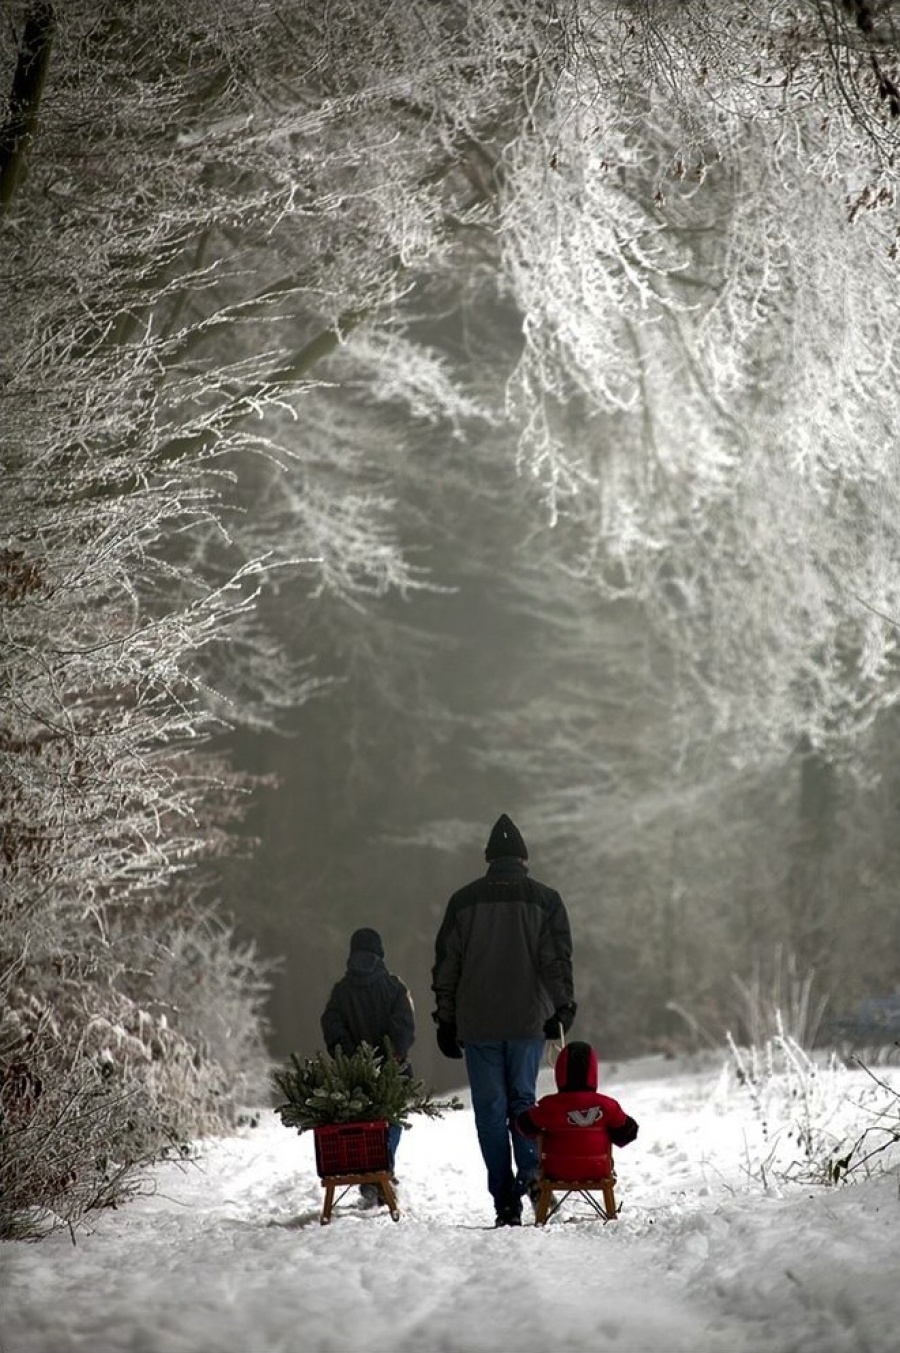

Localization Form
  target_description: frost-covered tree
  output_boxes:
[0,0,580,1232]
[8,0,900,1221]
[235,1,900,1056]
[502,0,900,764]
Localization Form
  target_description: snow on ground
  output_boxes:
[2,1054,899,1353]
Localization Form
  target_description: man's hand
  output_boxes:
[542,1003,577,1041]
[436,1021,463,1060]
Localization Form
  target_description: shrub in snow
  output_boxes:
[721,1015,900,1189]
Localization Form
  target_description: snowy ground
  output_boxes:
[2,1053,899,1353]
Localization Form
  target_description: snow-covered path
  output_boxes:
[2,1058,899,1353]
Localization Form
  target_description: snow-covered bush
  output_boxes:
[719,1017,900,1190]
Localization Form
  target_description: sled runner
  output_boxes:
[313,1120,401,1224]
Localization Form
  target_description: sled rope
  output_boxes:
[545,1018,566,1066]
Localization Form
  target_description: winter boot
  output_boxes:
[494,1199,522,1227]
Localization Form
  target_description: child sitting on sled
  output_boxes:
[516,1040,638,1182]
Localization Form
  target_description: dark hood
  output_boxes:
[554,1041,599,1092]
[346,951,387,983]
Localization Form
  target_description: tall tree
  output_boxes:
[0,0,584,1227]
[502,1,900,763]
[8,0,900,1217]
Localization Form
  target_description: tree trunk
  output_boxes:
[0,4,55,212]
[786,737,836,971]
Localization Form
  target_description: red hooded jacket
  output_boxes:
[516,1042,638,1181]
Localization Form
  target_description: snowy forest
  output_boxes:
[4,0,900,1240]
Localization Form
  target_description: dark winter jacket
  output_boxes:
[321,952,415,1062]
[431,857,574,1042]
[516,1042,638,1180]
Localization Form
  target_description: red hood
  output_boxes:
[554,1041,599,1092]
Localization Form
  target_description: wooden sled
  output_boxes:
[313,1121,400,1225]
[319,1170,400,1225]
[532,1173,618,1225]
[533,1135,619,1225]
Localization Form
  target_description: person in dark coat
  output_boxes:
[516,1041,638,1181]
[320,927,415,1188]
[431,814,576,1226]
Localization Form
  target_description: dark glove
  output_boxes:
[436,1021,463,1060]
[543,1003,576,1041]
[608,1116,639,1148]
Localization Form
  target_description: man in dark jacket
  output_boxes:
[431,814,576,1226]
[321,927,415,1188]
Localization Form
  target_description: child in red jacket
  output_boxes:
[516,1040,638,1181]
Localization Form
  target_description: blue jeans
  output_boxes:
[464,1039,543,1209]
[387,1123,402,1174]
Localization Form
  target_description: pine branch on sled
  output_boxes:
[272,1041,461,1132]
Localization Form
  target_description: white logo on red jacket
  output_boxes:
[566,1107,604,1127]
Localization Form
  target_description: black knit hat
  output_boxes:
[349,927,384,958]
[484,813,528,862]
